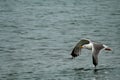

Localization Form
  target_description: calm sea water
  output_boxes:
[0,0,120,80]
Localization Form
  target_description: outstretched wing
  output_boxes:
[92,43,104,66]
[71,46,81,58]
[71,39,90,58]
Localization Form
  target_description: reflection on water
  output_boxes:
[0,0,120,80]
[72,67,117,80]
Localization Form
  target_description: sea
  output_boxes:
[0,0,120,80]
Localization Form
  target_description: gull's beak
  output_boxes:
[80,46,83,48]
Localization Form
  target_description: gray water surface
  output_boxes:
[0,0,120,80]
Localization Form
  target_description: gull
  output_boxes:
[71,39,112,67]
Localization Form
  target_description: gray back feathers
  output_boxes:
[92,42,104,54]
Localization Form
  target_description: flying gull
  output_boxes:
[71,39,112,67]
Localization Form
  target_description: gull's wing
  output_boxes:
[92,43,104,67]
[71,39,90,58]
[71,46,81,58]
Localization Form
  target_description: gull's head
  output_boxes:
[79,39,90,49]
[81,43,93,50]
[80,46,84,48]
[80,45,86,48]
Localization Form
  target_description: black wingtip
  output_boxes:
[71,48,79,58]
[71,52,78,58]
[92,56,98,67]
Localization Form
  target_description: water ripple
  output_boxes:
[0,0,120,80]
